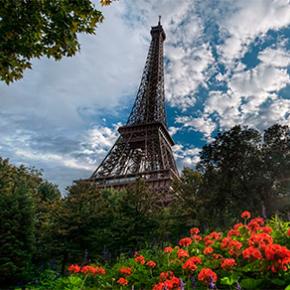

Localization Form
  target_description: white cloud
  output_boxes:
[173,144,201,168]
[216,0,290,66]
[258,46,290,67]
[176,115,216,139]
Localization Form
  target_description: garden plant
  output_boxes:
[28,211,290,290]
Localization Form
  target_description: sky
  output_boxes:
[1,0,290,192]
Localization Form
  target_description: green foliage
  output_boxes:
[173,124,290,229]
[0,157,62,287]
[56,180,165,264]
[0,158,37,285]
[27,214,290,290]
[0,0,116,84]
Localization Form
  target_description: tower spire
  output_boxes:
[126,17,166,126]
[83,22,179,194]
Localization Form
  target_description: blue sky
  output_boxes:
[0,0,290,192]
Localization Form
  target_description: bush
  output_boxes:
[29,211,290,289]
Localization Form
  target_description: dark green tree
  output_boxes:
[33,181,62,269]
[0,0,116,84]
[262,124,290,214]
[56,180,165,267]
[0,158,37,286]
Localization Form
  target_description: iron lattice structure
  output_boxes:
[87,19,179,192]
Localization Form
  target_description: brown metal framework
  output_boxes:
[85,19,179,192]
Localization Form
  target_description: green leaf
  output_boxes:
[220,274,239,286]
[285,285,290,290]
[240,278,264,289]
[272,278,286,286]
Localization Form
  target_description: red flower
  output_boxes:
[265,244,290,272]
[227,229,240,237]
[259,226,272,234]
[153,274,180,290]
[220,237,231,249]
[159,271,174,281]
[146,260,157,268]
[164,246,173,253]
[204,231,222,246]
[164,276,180,289]
[287,228,290,237]
[198,268,218,285]
[203,247,214,255]
[179,237,192,247]
[119,266,132,276]
[241,210,251,219]
[233,223,244,231]
[95,266,106,275]
[243,246,263,260]
[248,217,265,232]
[248,233,273,249]
[117,277,128,286]
[192,234,202,242]
[81,265,98,275]
[228,240,243,256]
[152,282,164,290]
[182,256,202,271]
[68,264,80,273]
[213,253,223,260]
[190,227,200,235]
[177,249,189,259]
[221,258,236,270]
[134,255,145,265]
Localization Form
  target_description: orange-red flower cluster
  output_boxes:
[204,231,222,246]
[242,246,263,260]
[190,227,200,235]
[197,268,217,285]
[221,258,236,270]
[164,246,173,253]
[221,237,242,256]
[134,255,145,265]
[203,246,214,255]
[153,271,180,290]
[241,210,251,219]
[182,256,202,271]
[264,243,290,272]
[119,266,132,276]
[179,237,192,247]
[177,248,189,259]
[248,232,273,249]
[68,264,106,275]
[146,260,157,268]
[248,217,265,232]
[68,264,80,273]
[117,277,128,286]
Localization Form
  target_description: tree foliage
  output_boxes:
[0,0,115,84]
[0,158,61,286]
[56,180,165,266]
[174,124,290,229]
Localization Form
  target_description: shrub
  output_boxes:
[28,211,290,289]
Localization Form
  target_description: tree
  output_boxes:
[0,157,63,286]
[0,0,115,84]
[33,181,62,270]
[56,180,165,267]
[0,158,38,286]
[191,124,290,228]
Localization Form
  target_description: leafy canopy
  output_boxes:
[0,0,115,84]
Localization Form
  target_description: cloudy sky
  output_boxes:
[1,0,290,192]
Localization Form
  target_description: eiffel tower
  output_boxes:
[87,18,179,192]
